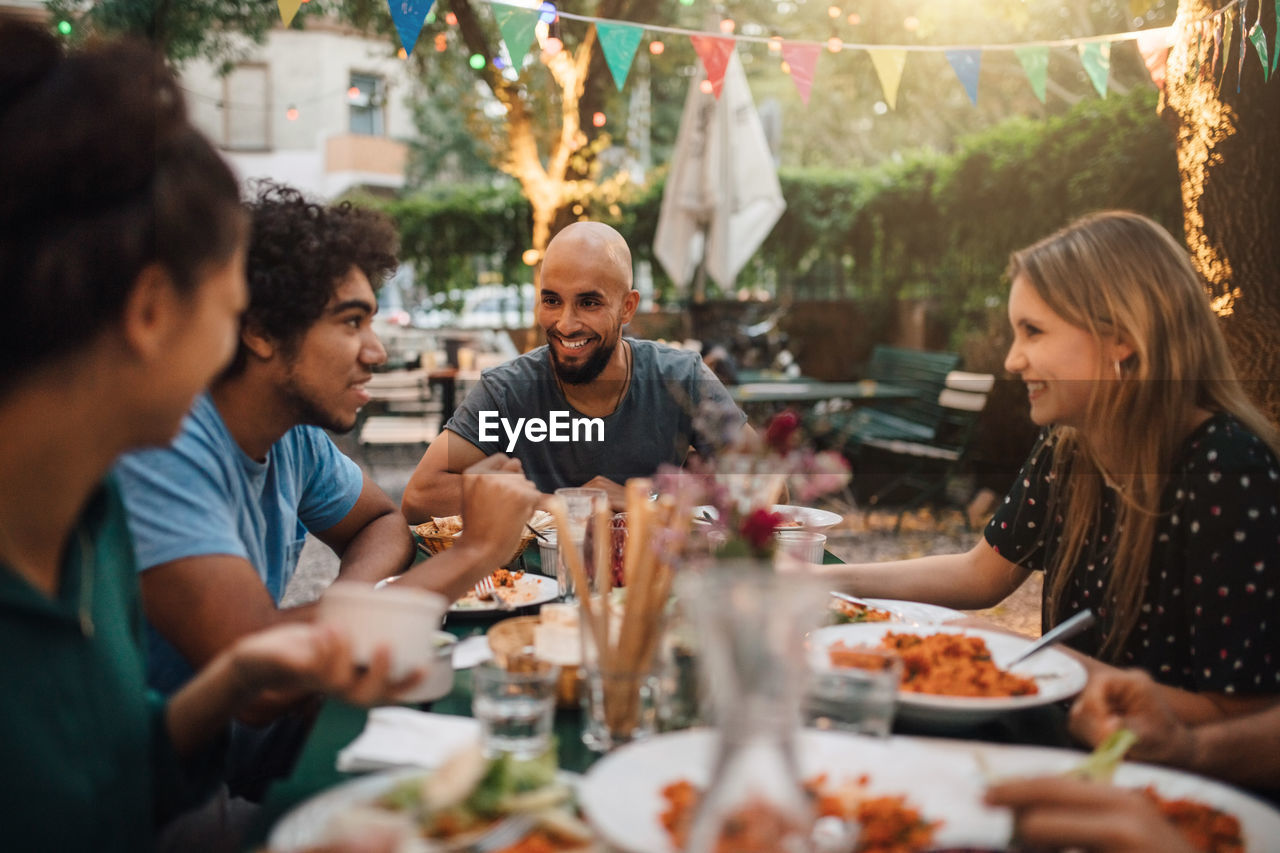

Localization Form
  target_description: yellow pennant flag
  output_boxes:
[867,49,908,109]
[278,0,303,26]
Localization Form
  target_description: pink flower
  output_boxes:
[764,409,801,453]
[739,508,786,552]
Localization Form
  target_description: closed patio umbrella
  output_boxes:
[653,50,786,298]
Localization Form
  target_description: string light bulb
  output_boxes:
[903,15,920,31]
[286,105,299,121]
[847,12,861,25]
[522,249,540,266]
[445,12,457,25]
[543,36,563,57]
[827,36,843,52]
[699,79,713,94]
[781,60,791,74]
[348,86,360,99]
[649,40,665,55]
[57,19,72,35]
[827,6,841,18]
[719,18,735,33]
[592,111,606,127]
[468,53,486,70]
[768,35,783,52]
[435,33,447,52]
[538,2,557,24]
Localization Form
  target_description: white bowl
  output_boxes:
[317,581,449,682]
[409,631,457,703]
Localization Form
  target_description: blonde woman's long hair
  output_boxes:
[1008,211,1280,660]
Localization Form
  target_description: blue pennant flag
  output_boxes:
[389,0,435,56]
[945,49,982,106]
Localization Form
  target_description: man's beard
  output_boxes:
[280,374,357,433]
[551,335,617,385]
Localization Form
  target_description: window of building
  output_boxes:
[348,73,385,136]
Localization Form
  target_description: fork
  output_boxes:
[443,813,537,853]
[472,576,496,600]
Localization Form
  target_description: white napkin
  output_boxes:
[336,707,481,773]
[451,634,493,670]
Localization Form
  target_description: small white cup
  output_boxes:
[318,581,449,683]
[774,530,827,567]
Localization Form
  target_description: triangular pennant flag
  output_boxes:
[1218,7,1235,92]
[1248,20,1270,82]
[1135,27,1172,89]
[495,4,540,69]
[690,35,736,99]
[1273,0,1280,74]
[945,49,982,106]
[1237,2,1247,92]
[596,22,645,91]
[1078,41,1111,97]
[389,0,435,57]
[867,49,907,109]
[781,41,821,105]
[1014,45,1049,102]
[1211,14,1223,80]
[278,0,302,27]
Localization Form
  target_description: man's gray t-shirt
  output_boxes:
[445,339,745,492]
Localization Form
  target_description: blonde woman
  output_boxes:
[829,211,1280,720]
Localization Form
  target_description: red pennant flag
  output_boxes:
[690,35,736,98]
[781,41,821,105]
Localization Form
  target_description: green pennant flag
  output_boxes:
[596,22,644,91]
[1078,41,1111,97]
[1015,45,1049,103]
[495,4,540,69]
[1248,21,1270,82]
[1274,0,1280,74]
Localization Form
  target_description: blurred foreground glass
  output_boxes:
[774,530,826,567]
[552,487,608,599]
[804,647,901,737]
[678,562,827,853]
[579,594,660,752]
[471,660,560,760]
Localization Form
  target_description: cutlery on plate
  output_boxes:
[1007,609,1095,668]
[443,812,537,852]
[472,576,496,600]
[526,523,549,542]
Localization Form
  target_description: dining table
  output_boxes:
[249,541,1089,850]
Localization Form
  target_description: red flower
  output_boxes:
[764,409,801,453]
[739,508,785,552]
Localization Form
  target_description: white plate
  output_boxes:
[830,596,964,625]
[579,729,1280,853]
[269,767,583,852]
[693,504,843,531]
[808,623,1088,725]
[450,573,559,613]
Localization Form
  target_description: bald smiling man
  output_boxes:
[401,222,746,518]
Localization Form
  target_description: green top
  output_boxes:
[0,477,226,852]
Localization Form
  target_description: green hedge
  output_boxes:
[384,87,1180,341]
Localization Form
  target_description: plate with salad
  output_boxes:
[268,745,591,852]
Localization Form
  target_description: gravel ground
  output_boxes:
[285,447,1043,638]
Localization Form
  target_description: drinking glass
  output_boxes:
[552,487,608,600]
[804,647,901,737]
[774,530,827,568]
[471,660,560,760]
[578,593,661,752]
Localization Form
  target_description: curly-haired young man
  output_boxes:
[111,184,538,805]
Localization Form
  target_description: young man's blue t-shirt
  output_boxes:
[113,392,363,695]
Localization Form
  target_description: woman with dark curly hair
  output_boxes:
[0,22,419,852]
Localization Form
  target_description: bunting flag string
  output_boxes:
[271,0,1272,111]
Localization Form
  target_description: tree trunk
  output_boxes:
[1164,1,1280,422]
